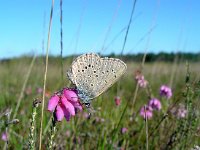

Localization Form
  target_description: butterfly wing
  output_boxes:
[67,53,127,100]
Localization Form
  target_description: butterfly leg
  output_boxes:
[84,103,96,119]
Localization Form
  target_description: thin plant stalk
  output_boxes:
[28,99,41,150]
[109,1,138,148]
[13,54,36,119]
[73,0,87,56]
[145,106,149,150]
[48,112,57,150]
[127,25,156,54]
[103,12,141,52]
[148,114,168,138]
[120,0,137,56]
[101,0,122,51]
[3,110,12,150]
[131,0,160,112]
[39,0,54,149]
[5,54,35,149]
[60,0,64,85]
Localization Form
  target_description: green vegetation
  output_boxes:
[0,56,200,149]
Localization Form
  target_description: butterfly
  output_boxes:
[67,53,127,107]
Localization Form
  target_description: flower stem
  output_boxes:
[39,0,54,149]
[48,112,57,150]
[28,99,41,150]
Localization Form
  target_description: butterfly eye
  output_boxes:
[85,66,87,69]
[88,64,91,67]
[94,71,96,73]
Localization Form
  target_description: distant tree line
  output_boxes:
[107,52,200,62]
[1,52,200,63]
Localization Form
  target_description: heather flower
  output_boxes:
[37,87,43,94]
[148,98,161,110]
[171,104,187,119]
[48,88,82,122]
[177,107,187,118]
[121,127,128,134]
[135,71,148,88]
[140,105,153,119]
[137,78,148,88]
[114,96,121,106]
[94,117,105,123]
[160,85,172,99]
[1,132,8,142]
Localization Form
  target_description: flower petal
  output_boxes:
[61,95,75,116]
[1,132,8,142]
[47,95,59,112]
[61,105,71,121]
[71,102,83,111]
[56,105,64,121]
[63,89,78,102]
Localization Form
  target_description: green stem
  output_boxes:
[28,99,41,150]
[48,113,57,150]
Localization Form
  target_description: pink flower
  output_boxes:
[37,87,43,94]
[47,88,82,122]
[135,71,148,88]
[1,132,8,142]
[138,78,148,88]
[140,105,153,119]
[148,98,161,110]
[121,127,128,134]
[177,108,187,118]
[114,96,121,106]
[160,85,172,99]
[171,104,187,119]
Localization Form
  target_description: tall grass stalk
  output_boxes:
[145,106,149,150]
[131,0,160,112]
[13,54,36,119]
[109,1,137,149]
[3,109,12,150]
[120,0,137,56]
[28,99,41,150]
[4,54,36,149]
[60,0,64,85]
[101,0,122,52]
[73,0,87,56]
[39,0,54,149]
[47,112,57,150]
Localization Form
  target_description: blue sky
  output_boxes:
[0,0,200,59]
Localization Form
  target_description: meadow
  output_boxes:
[0,56,200,149]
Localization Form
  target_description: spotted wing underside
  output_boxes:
[67,53,127,100]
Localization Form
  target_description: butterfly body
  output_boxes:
[67,53,127,104]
